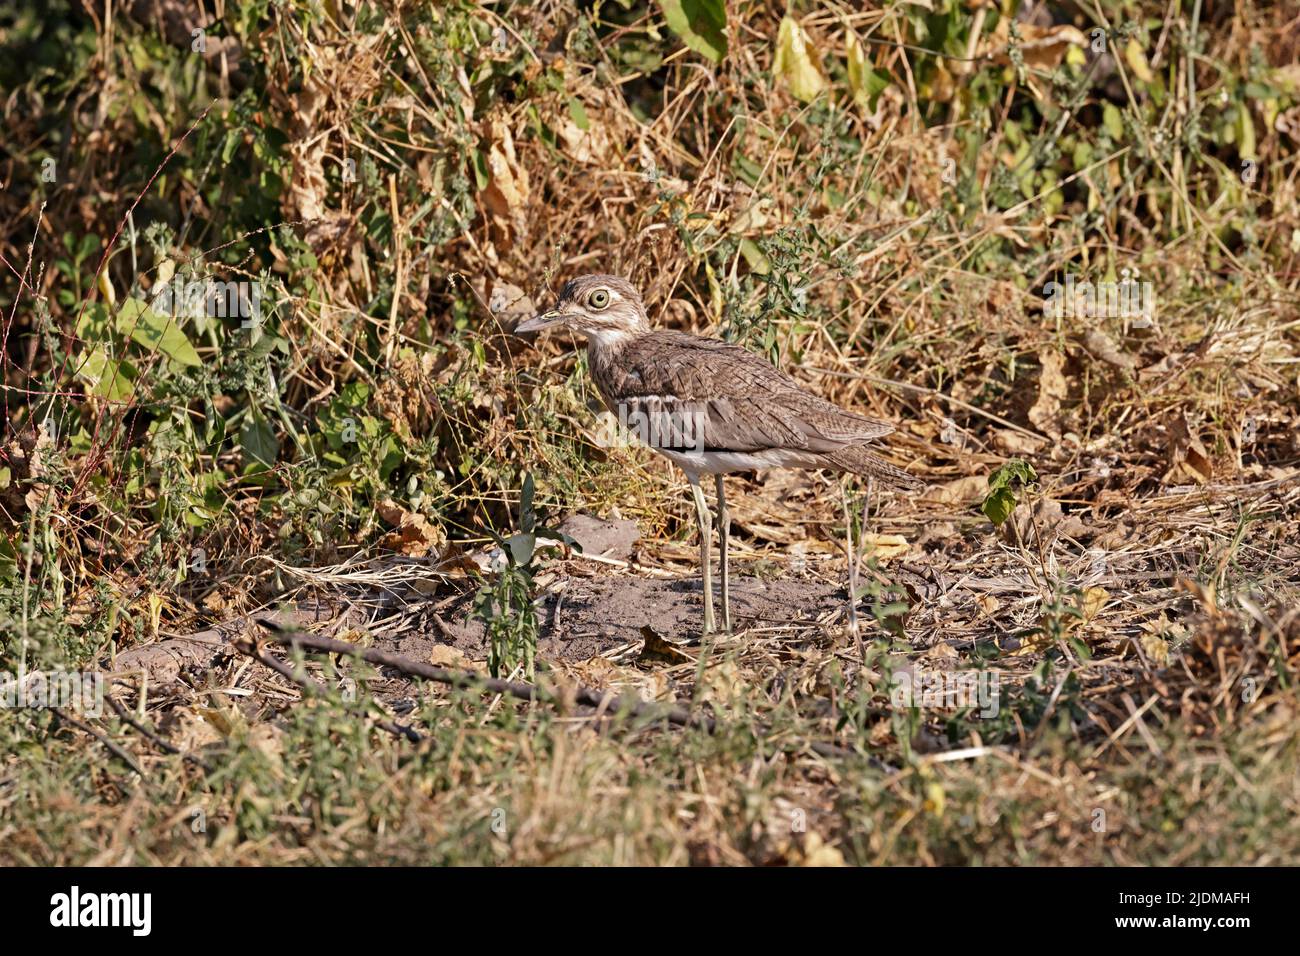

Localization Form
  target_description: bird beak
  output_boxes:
[514,310,564,335]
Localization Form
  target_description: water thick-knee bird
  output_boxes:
[515,274,923,635]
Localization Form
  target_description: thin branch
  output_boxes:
[242,636,425,744]
[250,620,862,761]
[52,707,142,776]
[105,695,213,771]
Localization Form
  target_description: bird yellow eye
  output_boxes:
[588,289,610,309]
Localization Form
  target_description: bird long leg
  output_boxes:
[863,478,875,564]
[859,479,876,664]
[841,482,862,664]
[688,474,716,636]
[715,474,732,633]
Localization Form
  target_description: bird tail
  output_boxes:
[826,445,925,490]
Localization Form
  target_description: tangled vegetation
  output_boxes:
[0,1,1296,865]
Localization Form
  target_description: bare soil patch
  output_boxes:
[399,572,850,663]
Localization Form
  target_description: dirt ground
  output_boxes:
[422,573,847,659]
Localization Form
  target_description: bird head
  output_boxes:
[514,275,649,338]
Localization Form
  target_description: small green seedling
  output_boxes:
[982,458,1039,526]
[473,474,578,678]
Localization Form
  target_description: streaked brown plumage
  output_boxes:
[516,274,923,635]
[587,328,921,486]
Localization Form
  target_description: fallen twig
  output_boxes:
[240,634,425,744]
[52,708,142,776]
[105,695,214,771]
[250,619,862,761]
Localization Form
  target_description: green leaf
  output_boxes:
[241,415,279,468]
[863,68,892,110]
[658,0,727,65]
[1102,102,1124,140]
[739,238,770,274]
[987,458,1038,493]
[471,148,490,190]
[536,528,581,552]
[847,36,891,109]
[567,97,589,131]
[77,348,137,401]
[378,435,404,481]
[0,534,18,581]
[221,128,241,164]
[732,153,763,188]
[506,532,536,568]
[340,381,371,406]
[115,298,201,367]
[981,487,1018,526]
[76,302,112,342]
[520,473,536,534]
[982,459,1038,526]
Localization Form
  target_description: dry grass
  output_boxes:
[0,0,1298,865]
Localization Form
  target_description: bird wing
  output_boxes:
[605,331,895,454]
